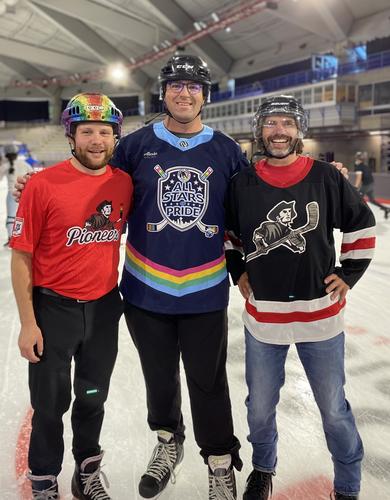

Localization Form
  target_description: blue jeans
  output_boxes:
[245,329,363,496]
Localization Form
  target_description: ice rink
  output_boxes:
[0,176,389,499]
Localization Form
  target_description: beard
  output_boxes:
[265,134,297,158]
[74,146,114,170]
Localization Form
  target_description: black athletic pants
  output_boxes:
[124,302,242,469]
[360,183,389,211]
[28,286,123,476]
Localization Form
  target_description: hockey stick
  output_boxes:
[246,201,319,262]
[114,204,124,223]
[196,220,219,236]
[146,165,169,232]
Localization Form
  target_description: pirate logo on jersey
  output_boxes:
[146,164,219,238]
[85,200,116,231]
[66,200,123,247]
[246,200,319,262]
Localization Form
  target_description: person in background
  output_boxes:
[0,143,33,247]
[354,151,390,219]
[226,95,375,500]
[10,92,132,500]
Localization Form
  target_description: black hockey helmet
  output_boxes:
[159,55,212,102]
[253,95,308,139]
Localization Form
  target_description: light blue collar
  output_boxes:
[153,121,214,151]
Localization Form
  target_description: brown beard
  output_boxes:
[74,147,114,170]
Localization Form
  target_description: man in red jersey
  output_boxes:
[10,93,132,500]
[226,96,375,500]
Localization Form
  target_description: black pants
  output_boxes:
[29,287,123,476]
[124,302,242,469]
[360,183,388,211]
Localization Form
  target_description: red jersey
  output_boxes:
[10,160,132,300]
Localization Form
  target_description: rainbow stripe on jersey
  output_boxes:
[124,241,227,297]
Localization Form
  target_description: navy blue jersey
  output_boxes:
[110,121,249,313]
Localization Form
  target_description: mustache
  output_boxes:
[267,135,291,142]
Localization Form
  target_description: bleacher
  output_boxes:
[0,117,144,166]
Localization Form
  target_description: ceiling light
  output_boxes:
[108,63,128,83]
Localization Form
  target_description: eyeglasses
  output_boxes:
[166,81,203,95]
[263,118,297,129]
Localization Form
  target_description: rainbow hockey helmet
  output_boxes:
[61,93,123,137]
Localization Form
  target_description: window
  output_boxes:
[347,85,356,102]
[358,85,373,107]
[337,84,346,102]
[324,84,334,102]
[240,101,245,114]
[374,81,390,106]
[293,91,302,103]
[314,86,323,103]
[247,100,253,113]
[303,88,312,105]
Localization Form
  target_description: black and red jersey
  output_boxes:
[226,156,376,344]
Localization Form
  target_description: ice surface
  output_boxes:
[0,177,389,499]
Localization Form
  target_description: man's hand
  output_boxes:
[331,161,349,180]
[324,273,350,304]
[18,324,44,363]
[13,172,33,202]
[237,272,252,299]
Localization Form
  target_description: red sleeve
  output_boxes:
[9,177,47,254]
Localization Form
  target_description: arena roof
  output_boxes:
[0,0,389,99]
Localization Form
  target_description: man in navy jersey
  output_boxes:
[110,55,246,499]
[226,95,375,500]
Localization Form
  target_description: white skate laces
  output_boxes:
[208,454,236,500]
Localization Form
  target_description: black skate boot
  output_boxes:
[331,492,359,500]
[208,454,236,500]
[243,469,274,500]
[139,430,184,498]
[27,473,59,500]
[71,451,111,499]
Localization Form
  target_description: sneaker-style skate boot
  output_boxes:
[139,430,184,498]
[330,492,359,500]
[243,469,274,500]
[208,454,236,500]
[27,473,59,500]
[71,451,111,499]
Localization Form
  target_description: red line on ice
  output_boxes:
[273,475,333,499]
[15,407,33,499]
